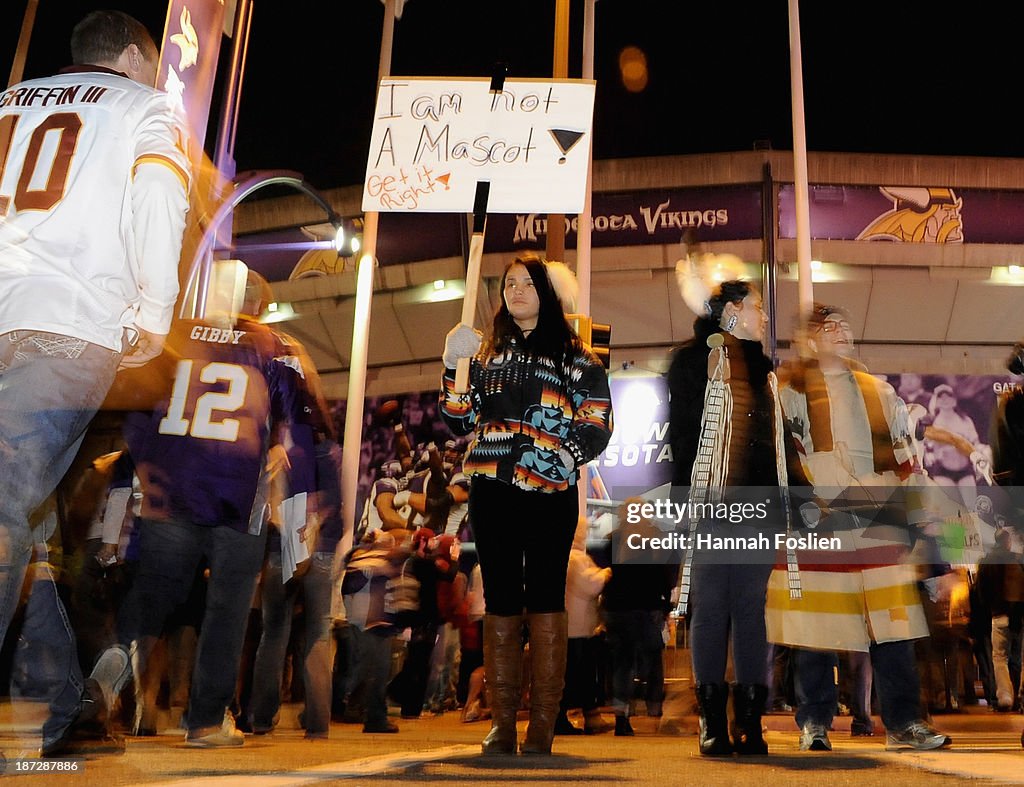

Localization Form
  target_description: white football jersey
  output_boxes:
[0,67,190,351]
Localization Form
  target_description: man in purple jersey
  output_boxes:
[90,273,317,748]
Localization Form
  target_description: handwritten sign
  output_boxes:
[362,77,595,214]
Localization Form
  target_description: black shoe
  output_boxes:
[363,721,399,733]
[554,712,583,735]
[42,683,125,758]
[614,715,634,736]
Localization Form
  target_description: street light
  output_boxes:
[182,169,342,319]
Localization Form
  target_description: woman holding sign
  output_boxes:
[439,253,613,756]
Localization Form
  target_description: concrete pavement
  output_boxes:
[2,699,1022,786]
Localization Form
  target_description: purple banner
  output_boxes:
[778,184,1024,244]
[158,0,225,162]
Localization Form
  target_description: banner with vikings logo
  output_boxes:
[158,0,226,162]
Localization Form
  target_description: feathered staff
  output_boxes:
[673,251,738,616]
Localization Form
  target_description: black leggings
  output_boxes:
[468,477,577,616]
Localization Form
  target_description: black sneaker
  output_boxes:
[554,713,583,735]
[614,715,634,737]
[363,721,399,733]
[41,680,125,758]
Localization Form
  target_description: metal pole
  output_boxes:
[338,0,395,559]
[787,0,814,321]
[761,162,778,363]
[577,0,596,514]
[212,0,253,181]
[7,0,39,88]
[196,0,253,320]
[545,0,570,263]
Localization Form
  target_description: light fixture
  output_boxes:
[1010,265,1022,276]
[433,279,445,290]
[260,301,296,324]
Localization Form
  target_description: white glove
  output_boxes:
[393,489,412,508]
[443,323,482,369]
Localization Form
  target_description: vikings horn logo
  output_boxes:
[856,186,963,244]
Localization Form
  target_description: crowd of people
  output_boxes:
[3,8,1024,771]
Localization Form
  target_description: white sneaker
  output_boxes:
[799,722,832,751]
[90,645,131,712]
[186,710,245,748]
[885,721,951,751]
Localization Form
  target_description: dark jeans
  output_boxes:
[604,609,666,714]
[794,641,923,731]
[389,622,438,717]
[117,519,267,731]
[689,561,773,685]
[468,477,577,615]
[349,626,394,727]
[249,550,334,736]
[11,567,86,747]
[561,634,605,714]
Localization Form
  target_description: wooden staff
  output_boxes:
[674,332,732,617]
[454,181,490,394]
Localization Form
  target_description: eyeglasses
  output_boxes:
[817,320,851,333]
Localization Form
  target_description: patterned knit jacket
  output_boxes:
[439,334,613,493]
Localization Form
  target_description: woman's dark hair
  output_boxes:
[490,254,580,362]
[705,279,752,323]
[71,10,157,67]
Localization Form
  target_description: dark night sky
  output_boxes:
[3,1,1023,192]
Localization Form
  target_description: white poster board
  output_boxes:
[362,77,595,214]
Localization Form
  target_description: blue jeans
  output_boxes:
[689,561,773,685]
[794,641,922,731]
[249,550,334,736]
[117,518,267,731]
[0,331,120,647]
[0,331,121,744]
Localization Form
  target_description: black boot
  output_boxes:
[695,683,732,756]
[732,683,768,755]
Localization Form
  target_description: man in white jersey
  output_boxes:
[0,10,190,757]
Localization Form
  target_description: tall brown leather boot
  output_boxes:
[520,612,568,755]
[481,614,523,755]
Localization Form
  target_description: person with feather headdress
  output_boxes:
[667,254,806,757]
[438,253,614,757]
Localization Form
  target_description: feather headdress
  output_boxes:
[544,260,579,313]
[674,252,748,317]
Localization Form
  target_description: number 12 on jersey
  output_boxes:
[158,359,250,442]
